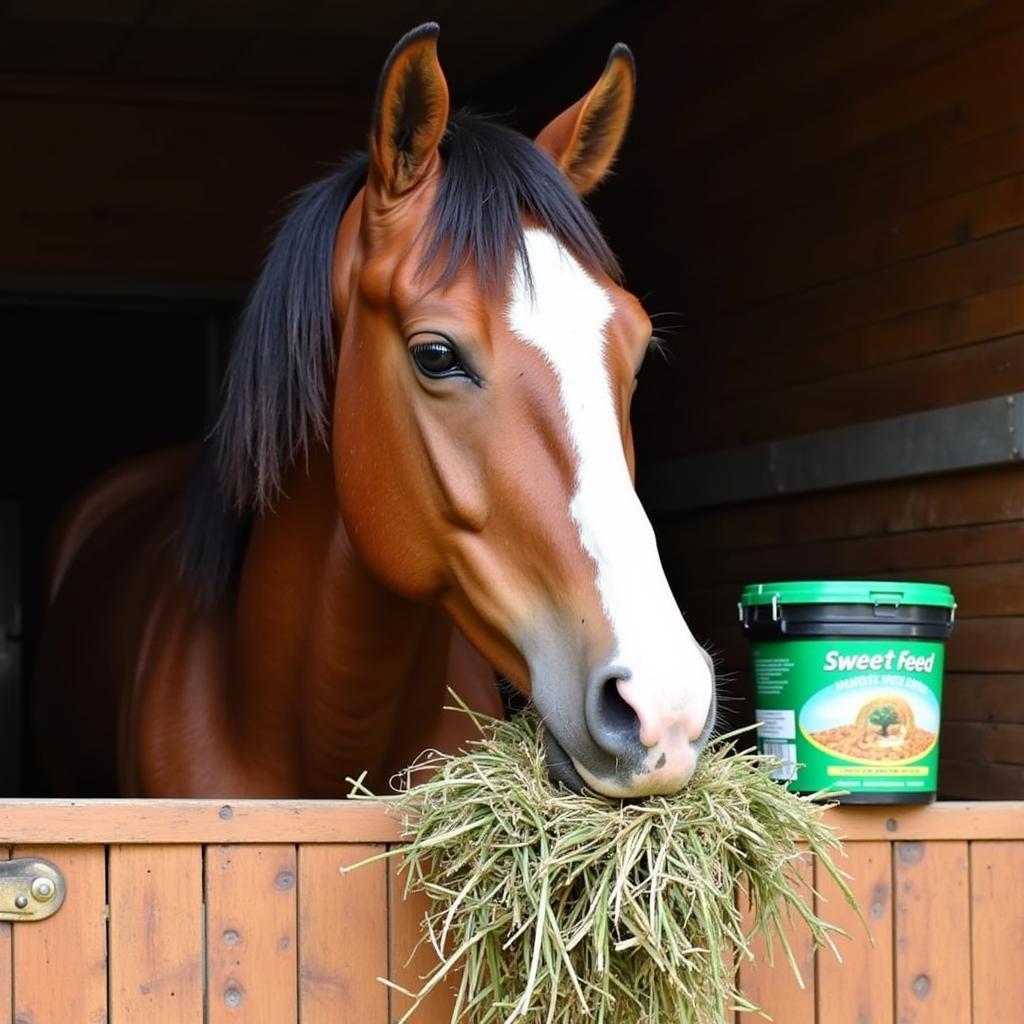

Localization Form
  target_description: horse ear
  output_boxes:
[535,44,635,196]
[370,23,450,197]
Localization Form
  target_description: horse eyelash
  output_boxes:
[409,332,486,388]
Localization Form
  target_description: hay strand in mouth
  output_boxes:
[348,708,859,1024]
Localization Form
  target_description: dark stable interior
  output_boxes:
[1,304,231,792]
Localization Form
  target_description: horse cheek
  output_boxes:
[332,391,442,602]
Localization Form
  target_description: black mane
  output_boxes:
[181,111,620,600]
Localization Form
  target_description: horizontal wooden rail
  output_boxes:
[643,393,1024,512]
[0,798,1022,843]
[0,799,406,843]
[826,800,1024,841]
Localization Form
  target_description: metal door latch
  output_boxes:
[0,859,66,922]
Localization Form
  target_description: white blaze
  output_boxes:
[505,229,713,791]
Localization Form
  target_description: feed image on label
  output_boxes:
[810,696,936,760]
[799,686,939,764]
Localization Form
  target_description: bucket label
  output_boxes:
[751,637,944,795]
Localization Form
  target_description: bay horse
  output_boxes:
[34,24,716,799]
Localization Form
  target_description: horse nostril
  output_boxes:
[587,673,641,756]
[598,677,637,733]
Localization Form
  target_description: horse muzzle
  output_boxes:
[540,668,717,799]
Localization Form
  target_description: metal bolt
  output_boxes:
[224,987,243,1008]
[14,895,28,909]
[31,878,54,902]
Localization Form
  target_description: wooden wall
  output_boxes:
[0,75,368,290]
[552,1,1024,798]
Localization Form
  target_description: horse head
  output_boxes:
[332,25,716,798]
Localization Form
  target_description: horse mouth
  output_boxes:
[540,706,715,800]
[541,727,589,794]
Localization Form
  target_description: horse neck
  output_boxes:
[229,445,453,795]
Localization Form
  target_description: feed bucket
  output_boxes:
[739,580,956,804]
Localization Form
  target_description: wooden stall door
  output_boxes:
[0,802,455,1024]
[0,800,1022,1023]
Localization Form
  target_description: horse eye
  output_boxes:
[411,340,463,379]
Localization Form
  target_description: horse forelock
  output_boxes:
[424,113,620,293]
[181,112,622,600]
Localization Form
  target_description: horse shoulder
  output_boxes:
[34,450,199,794]
[47,446,197,603]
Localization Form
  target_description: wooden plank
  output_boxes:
[643,246,1024,464]
[0,70,365,113]
[668,0,988,154]
[0,17,126,75]
[676,0,1010,177]
[666,92,992,279]
[970,840,1024,1023]
[0,799,405,844]
[0,847,9,1024]
[893,840,970,1024]
[707,171,1024,313]
[939,721,1024,766]
[108,844,203,1021]
[947,618,1024,672]
[668,520,1024,588]
[938,759,1024,799]
[944,674,1024,724]
[0,94,364,282]
[389,858,456,1024]
[683,330,1024,454]
[695,120,1024,312]
[816,842,893,1024]
[708,281,1024,406]
[700,117,1024,299]
[687,224,1024,390]
[827,803,1024,841]
[699,20,1024,206]
[736,854,815,1021]
[653,463,1024,553]
[621,0,842,113]
[12,844,107,1023]
[689,28,1024,250]
[299,844,388,1023]
[206,844,298,1023]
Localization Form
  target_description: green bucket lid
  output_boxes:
[739,580,956,609]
